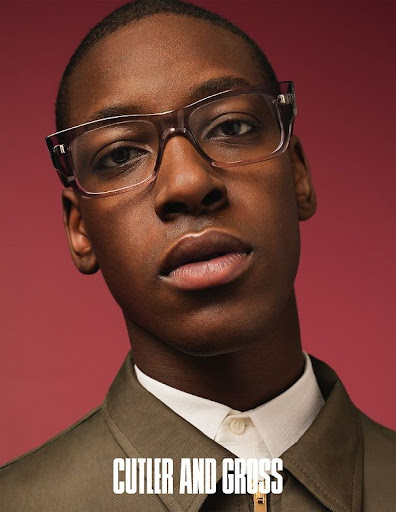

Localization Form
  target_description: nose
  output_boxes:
[153,135,228,221]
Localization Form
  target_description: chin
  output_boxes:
[154,296,288,357]
[122,270,297,358]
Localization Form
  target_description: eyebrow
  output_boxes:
[85,75,253,122]
[186,75,252,103]
[86,104,145,122]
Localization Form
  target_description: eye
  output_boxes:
[210,120,254,137]
[202,113,261,142]
[99,146,145,169]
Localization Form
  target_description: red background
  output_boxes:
[1,0,395,465]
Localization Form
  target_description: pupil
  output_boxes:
[222,121,241,136]
[112,147,130,164]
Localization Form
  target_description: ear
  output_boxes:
[62,188,99,274]
[289,135,317,221]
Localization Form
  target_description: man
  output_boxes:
[1,0,394,511]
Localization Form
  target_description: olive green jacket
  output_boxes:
[1,354,395,511]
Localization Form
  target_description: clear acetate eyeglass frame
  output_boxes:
[45,81,297,197]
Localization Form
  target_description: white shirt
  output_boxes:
[135,353,324,459]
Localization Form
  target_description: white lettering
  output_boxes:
[113,458,125,494]
[271,458,283,494]
[112,458,174,494]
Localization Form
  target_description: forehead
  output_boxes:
[67,14,266,126]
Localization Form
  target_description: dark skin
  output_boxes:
[63,14,316,411]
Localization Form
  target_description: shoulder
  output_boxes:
[0,405,125,511]
[357,410,396,511]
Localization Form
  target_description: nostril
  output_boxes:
[163,201,186,216]
[202,188,225,207]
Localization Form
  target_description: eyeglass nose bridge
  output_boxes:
[154,120,211,175]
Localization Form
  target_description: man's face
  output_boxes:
[65,14,314,355]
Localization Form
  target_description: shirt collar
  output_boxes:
[248,353,324,457]
[135,364,230,440]
[135,352,324,457]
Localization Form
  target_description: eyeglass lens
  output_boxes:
[70,93,284,194]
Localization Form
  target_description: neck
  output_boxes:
[126,290,304,411]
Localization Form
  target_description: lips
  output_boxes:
[159,229,253,290]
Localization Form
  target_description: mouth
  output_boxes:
[159,229,253,291]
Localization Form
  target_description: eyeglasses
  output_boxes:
[46,81,296,197]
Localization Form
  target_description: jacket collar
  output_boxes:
[103,353,363,512]
[103,352,229,512]
[282,357,363,512]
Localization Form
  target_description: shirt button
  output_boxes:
[230,418,245,435]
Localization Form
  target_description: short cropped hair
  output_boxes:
[55,0,278,131]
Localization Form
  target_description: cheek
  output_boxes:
[232,158,300,266]
[230,165,300,332]
[80,196,162,313]
[263,172,300,268]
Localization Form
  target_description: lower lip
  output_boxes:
[161,252,252,291]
